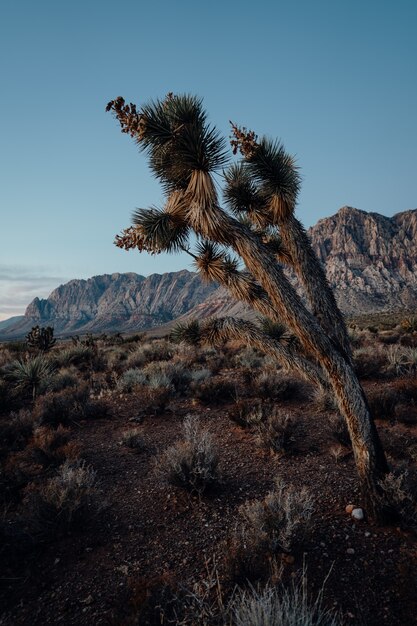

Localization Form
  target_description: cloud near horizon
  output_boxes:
[0,265,69,321]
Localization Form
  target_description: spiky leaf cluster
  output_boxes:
[108,94,228,192]
[194,241,229,283]
[245,137,301,209]
[223,163,270,228]
[4,356,54,399]
[259,318,287,342]
[170,320,202,346]
[229,124,301,221]
[132,207,190,254]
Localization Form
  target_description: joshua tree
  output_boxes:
[107,94,390,520]
[26,325,56,353]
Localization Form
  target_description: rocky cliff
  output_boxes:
[308,207,417,313]
[2,207,417,338]
[2,271,217,337]
[174,206,417,325]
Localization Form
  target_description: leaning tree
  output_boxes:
[107,93,390,520]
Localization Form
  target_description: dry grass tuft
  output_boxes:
[155,415,220,495]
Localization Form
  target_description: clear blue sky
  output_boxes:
[1,0,416,319]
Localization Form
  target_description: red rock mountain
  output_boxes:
[2,207,417,338]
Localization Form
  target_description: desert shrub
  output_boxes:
[26,459,99,535]
[155,415,220,495]
[0,456,31,504]
[235,347,265,370]
[0,409,34,454]
[0,347,12,368]
[4,341,27,354]
[33,385,110,426]
[189,368,212,384]
[142,360,191,394]
[53,345,95,368]
[3,356,55,400]
[130,566,340,626]
[385,345,417,376]
[379,331,401,345]
[192,378,236,405]
[379,470,416,522]
[401,316,417,333]
[399,333,417,348]
[255,370,300,402]
[29,425,78,468]
[229,578,340,626]
[394,403,417,425]
[402,348,417,374]
[311,387,338,413]
[348,328,364,349]
[118,368,147,392]
[239,478,314,554]
[328,414,351,447]
[125,341,174,369]
[48,367,80,392]
[203,348,227,374]
[123,332,146,344]
[229,400,264,428]
[256,412,298,454]
[394,377,417,402]
[367,387,401,422]
[0,378,18,413]
[353,347,387,379]
[119,361,190,395]
[105,347,129,373]
[120,428,146,451]
[134,386,172,416]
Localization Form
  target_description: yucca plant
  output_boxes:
[4,356,55,400]
[401,316,417,333]
[107,93,390,520]
[170,319,202,346]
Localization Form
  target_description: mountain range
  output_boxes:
[1,206,416,339]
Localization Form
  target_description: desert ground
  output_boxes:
[1,315,417,625]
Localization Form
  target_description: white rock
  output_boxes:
[351,508,364,521]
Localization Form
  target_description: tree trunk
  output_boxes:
[278,215,352,360]
[189,192,389,519]
[235,228,390,519]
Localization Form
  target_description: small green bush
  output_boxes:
[118,368,147,392]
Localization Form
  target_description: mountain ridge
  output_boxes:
[1,206,417,339]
